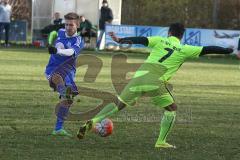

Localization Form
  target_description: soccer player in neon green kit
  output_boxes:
[77,23,233,148]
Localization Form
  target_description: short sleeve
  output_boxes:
[183,45,203,59]
[147,36,162,48]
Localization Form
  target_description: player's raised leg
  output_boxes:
[77,99,126,139]
[76,74,147,139]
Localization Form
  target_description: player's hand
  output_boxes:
[108,32,120,43]
[48,46,57,54]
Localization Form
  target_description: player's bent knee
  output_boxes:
[164,103,177,111]
[51,73,61,80]
[51,73,64,85]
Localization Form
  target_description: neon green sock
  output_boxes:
[157,111,176,143]
[92,103,119,124]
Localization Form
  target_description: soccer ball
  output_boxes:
[93,118,113,137]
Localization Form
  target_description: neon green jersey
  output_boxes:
[145,36,203,81]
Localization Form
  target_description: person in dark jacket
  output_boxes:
[79,15,96,43]
[96,0,113,50]
[53,12,63,25]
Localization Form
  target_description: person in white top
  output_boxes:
[0,0,12,47]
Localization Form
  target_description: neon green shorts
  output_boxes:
[151,93,174,108]
[118,62,174,108]
[119,79,174,108]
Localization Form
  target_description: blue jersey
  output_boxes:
[45,29,84,78]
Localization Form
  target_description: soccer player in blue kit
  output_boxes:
[45,12,84,136]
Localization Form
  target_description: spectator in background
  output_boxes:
[41,12,64,46]
[96,0,113,51]
[79,15,96,43]
[53,12,63,25]
[0,0,12,47]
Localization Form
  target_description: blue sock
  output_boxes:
[55,105,69,131]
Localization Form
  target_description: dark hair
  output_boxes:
[64,12,80,20]
[102,0,108,3]
[168,23,185,39]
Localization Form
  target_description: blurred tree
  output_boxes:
[212,0,219,28]
[122,0,240,29]
[8,0,32,28]
[218,0,240,29]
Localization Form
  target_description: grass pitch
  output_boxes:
[0,48,239,160]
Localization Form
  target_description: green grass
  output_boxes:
[0,48,240,160]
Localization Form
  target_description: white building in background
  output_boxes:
[32,0,122,46]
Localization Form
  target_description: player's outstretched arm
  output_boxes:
[200,46,233,56]
[108,32,149,46]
